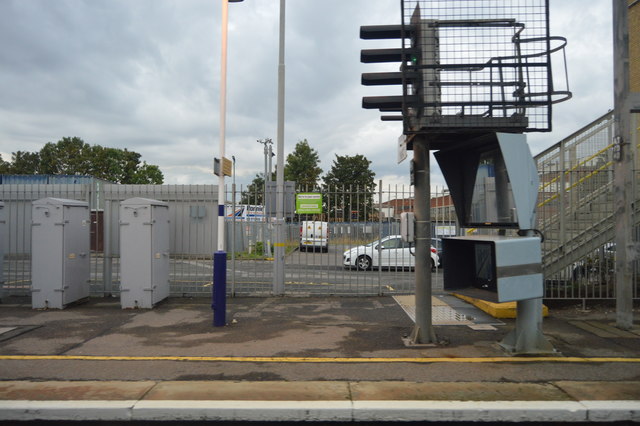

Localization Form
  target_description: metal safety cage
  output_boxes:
[400,0,571,139]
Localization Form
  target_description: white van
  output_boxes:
[300,221,329,252]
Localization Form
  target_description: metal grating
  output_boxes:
[394,295,473,325]
[401,0,570,135]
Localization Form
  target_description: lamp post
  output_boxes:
[213,0,243,327]
[257,138,273,257]
[273,0,286,295]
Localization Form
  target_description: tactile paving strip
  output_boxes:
[394,295,473,325]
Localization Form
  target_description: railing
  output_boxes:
[401,0,571,134]
[535,111,640,299]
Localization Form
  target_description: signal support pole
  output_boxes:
[499,234,555,355]
[408,136,437,345]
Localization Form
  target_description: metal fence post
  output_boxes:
[378,180,383,295]
[103,200,112,296]
[231,183,236,296]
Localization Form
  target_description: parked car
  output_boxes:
[431,237,443,267]
[299,221,329,252]
[343,235,439,271]
[571,243,615,283]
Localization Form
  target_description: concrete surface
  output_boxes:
[0,295,639,422]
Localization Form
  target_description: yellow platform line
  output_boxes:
[0,355,638,363]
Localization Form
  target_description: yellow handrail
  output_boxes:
[538,143,614,192]
[538,160,612,208]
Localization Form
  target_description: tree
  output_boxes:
[284,139,322,189]
[9,151,41,174]
[0,154,9,174]
[130,162,164,184]
[240,173,266,205]
[323,154,376,221]
[39,137,90,175]
[1,137,164,184]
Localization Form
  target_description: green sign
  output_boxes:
[296,193,322,214]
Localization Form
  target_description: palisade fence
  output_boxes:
[1,111,638,301]
[0,181,453,298]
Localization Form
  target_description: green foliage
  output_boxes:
[9,151,41,174]
[240,140,375,222]
[233,240,296,260]
[240,173,266,205]
[323,153,375,188]
[1,137,163,184]
[240,162,284,204]
[323,154,376,221]
[39,137,90,175]
[130,162,164,184]
[284,139,322,189]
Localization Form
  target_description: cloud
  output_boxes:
[0,0,614,189]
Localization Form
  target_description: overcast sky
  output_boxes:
[0,0,613,189]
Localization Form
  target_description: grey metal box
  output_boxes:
[0,201,5,301]
[119,198,170,309]
[443,235,543,303]
[31,198,90,309]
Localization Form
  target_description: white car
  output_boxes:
[343,235,439,271]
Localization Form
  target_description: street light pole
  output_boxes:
[257,138,273,257]
[213,0,243,327]
[273,0,286,295]
[217,0,230,254]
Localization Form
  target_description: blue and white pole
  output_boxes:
[213,0,231,327]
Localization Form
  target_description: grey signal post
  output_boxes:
[361,2,570,350]
[361,22,438,344]
[408,136,437,344]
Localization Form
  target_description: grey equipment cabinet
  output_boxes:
[0,201,5,302]
[119,197,170,309]
[443,235,543,303]
[31,198,90,309]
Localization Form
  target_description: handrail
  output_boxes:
[538,160,612,208]
[538,143,615,192]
